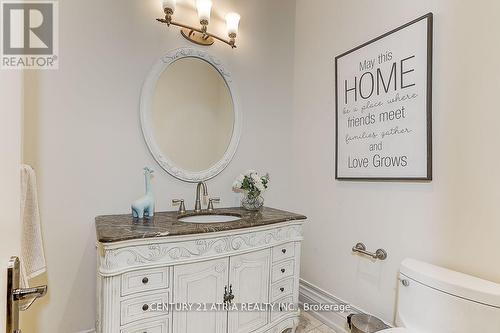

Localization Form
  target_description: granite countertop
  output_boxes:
[95,207,307,243]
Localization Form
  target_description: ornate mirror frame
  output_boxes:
[140,47,242,182]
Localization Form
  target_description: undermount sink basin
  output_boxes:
[178,214,242,224]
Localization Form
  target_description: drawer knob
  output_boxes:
[142,304,149,311]
[281,249,287,254]
[142,277,149,284]
[281,268,286,273]
[280,287,285,292]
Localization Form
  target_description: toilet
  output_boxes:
[379,258,500,333]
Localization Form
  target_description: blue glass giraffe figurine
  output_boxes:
[131,167,155,219]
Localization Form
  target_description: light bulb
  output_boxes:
[162,0,176,12]
[225,12,240,37]
[196,0,212,24]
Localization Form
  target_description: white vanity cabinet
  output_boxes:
[227,249,271,333]
[96,220,304,333]
[172,249,271,333]
[173,257,229,333]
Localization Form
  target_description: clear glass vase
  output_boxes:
[241,193,264,211]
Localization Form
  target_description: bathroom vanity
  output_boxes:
[95,47,307,332]
[95,207,306,333]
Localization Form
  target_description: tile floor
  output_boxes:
[294,312,338,333]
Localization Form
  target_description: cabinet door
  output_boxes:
[173,258,229,333]
[228,249,271,333]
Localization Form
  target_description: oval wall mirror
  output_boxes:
[140,48,242,182]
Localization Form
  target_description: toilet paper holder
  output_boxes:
[352,242,388,260]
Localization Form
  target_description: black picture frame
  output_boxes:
[335,13,433,181]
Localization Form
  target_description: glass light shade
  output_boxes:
[162,0,176,11]
[196,0,212,23]
[225,12,240,36]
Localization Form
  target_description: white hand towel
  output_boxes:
[20,164,46,287]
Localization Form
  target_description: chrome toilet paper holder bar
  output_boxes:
[352,242,388,260]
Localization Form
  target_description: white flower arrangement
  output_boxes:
[232,170,270,198]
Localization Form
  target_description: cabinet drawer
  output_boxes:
[121,291,169,326]
[271,296,294,322]
[120,318,169,333]
[272,243,295,262]
[271,277,294,301]
[121,267,169,297]
[271,259,294,283]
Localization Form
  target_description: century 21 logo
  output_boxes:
[2,1,54,55]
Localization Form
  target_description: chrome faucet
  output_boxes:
[194,181,208,212]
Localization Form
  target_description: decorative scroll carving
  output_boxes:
[214,262,227,273]
[161,48,232,82]
[100,225,302,275]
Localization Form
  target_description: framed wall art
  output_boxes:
[335,13,433,180]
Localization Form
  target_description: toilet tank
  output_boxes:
[396,258,500,333]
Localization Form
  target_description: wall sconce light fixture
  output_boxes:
[157,0,240,48]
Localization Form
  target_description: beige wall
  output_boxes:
[0,71,23,333]
[292,0,500,323]
[22,0,296,331]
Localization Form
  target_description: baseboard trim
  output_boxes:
[299,279,365,333]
